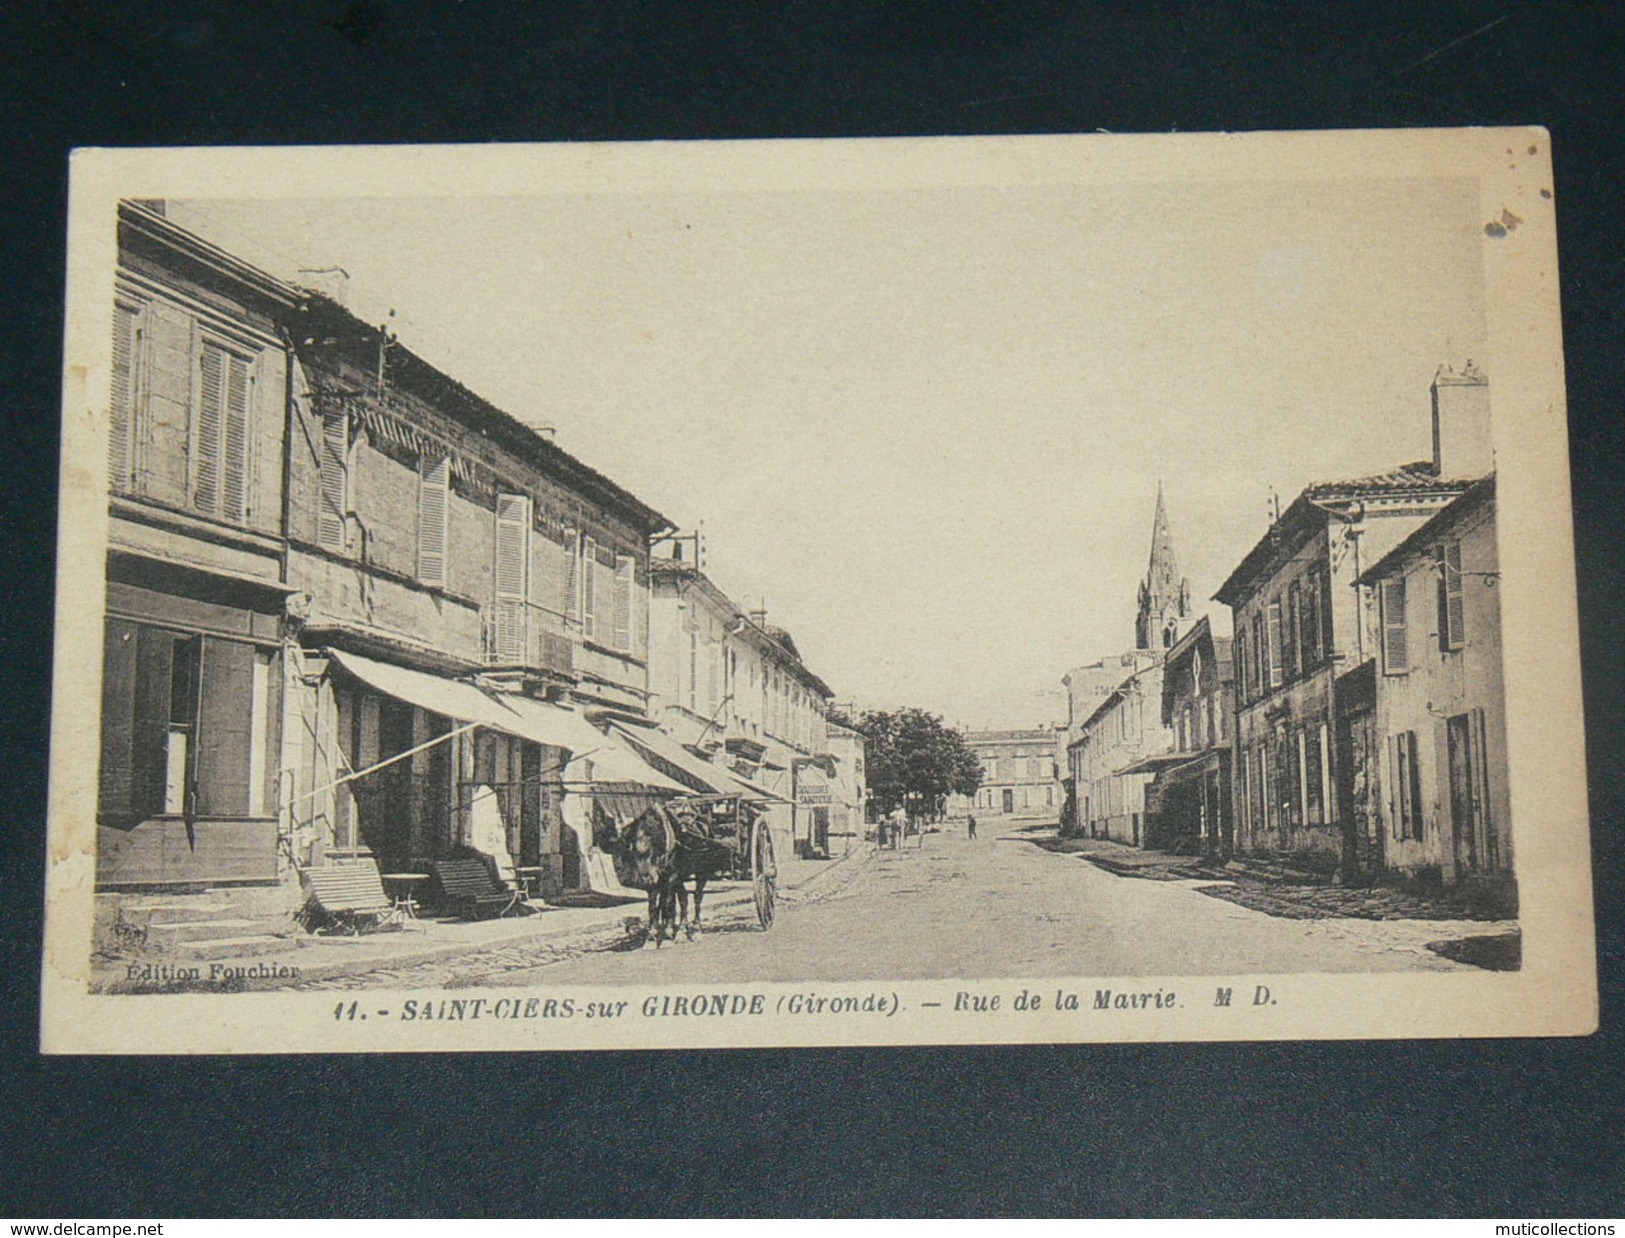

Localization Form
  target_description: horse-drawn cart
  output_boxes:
[598,791,778,942]
[679,793,777,930]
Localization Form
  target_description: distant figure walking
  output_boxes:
[967,814,978,840]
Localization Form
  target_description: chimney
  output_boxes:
[749,608,768,626]
[298,266,352,308]
[1431,361,1492,479]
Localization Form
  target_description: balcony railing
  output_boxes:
[481,601,575,677]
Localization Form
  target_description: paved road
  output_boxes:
[316,815,1495,990]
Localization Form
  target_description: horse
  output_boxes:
[594,802,735,946]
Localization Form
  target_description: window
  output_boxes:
[1286,582,1301,681]
[98,622,275,824]
[1303,722,1323,826]
[687,623,698,712]
[108,301,143,492]
[1254,618,1268,700]
[1266,600,1284,688]
[417,456,449,587]
[1390,729,1424,841]
[317,412,349,551]
[580,535,598,640]
[191,340,253,521]
[1380,577,1409,675]
[613,554,634,653]
[1303,566,1325,667]
[494,494,532,662]
[1437,541,1465,651]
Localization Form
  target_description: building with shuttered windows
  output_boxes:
[96,202,679,898]
[1354,477,1513,911]
[97,202,300,888]
[1214,366,1484,881]
[645,554,840,859]
[282,294,672,893]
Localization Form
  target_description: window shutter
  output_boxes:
[1380,577,1409,674]
[613,554,633,652]
[1320,567,1335,657]
[1405,730,1423,840]
[495,494,532,662]
[317,413,349,550]
[1303,569,1323,667]
[193,637,256,817]
[222,352,251,521]
[1266,600,1283,688]
[98,620,140,822]
[562,528,579,625]
[1285,583,1301,681]
[417,456,449,587]
[131,628,176,819]
[109,304,140,492]
[193,343,225,513]
[1440,542,1466,651]
[582,536,597,640]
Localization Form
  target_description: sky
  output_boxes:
[169,170,1486,730]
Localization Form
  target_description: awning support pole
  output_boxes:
[287,720,482,808]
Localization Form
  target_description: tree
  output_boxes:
[850,707,983,821]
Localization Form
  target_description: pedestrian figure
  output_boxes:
[967,814,978,840]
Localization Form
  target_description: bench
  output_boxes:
[431,857,523,920]
[300,860,396,934]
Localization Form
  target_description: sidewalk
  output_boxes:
[92,839,876,993]
[1050,833,1515,925]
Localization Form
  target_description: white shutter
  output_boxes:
[417,456,449,587]
[1440,542,1466,650]
[109,303,140,491]
[613,554,633,652]
[1380,577,1409,674]
[317,412,348,550]
[193,343,225,513]
[582,536,597,640]
[495,494,532,662]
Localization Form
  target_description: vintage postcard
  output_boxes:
[41,130,1594,1053]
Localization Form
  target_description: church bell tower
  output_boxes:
[1135,482,1192,650]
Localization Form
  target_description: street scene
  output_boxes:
[60,144,1554,1023]
[265,813,1512,995]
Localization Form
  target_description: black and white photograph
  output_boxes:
[41,131,1592,1052]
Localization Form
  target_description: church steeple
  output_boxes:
[1136,482,1192,650]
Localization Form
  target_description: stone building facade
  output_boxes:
[1355,477,1513,910]
[646,553,840,860]
[1216,368,1484,879]
[960,728,1063,819]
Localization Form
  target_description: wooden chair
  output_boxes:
[300,859,397,934]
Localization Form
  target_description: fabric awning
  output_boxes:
[327,648,520,731]
[326,649,686,792]
[606,723,738,796]
[721,768,789,803]
[490,694,688,791]
[1114,751,1204,777]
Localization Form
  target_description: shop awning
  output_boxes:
[490,694,688,791]
[606,723,740,797]
[326,649,686,792]
[1114,751,1204,778]
[328,648,520,732]
[721,768,789,803]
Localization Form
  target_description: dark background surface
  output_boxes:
[2,1,1621,1218]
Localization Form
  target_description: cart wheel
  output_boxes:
[752,820,777,930]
